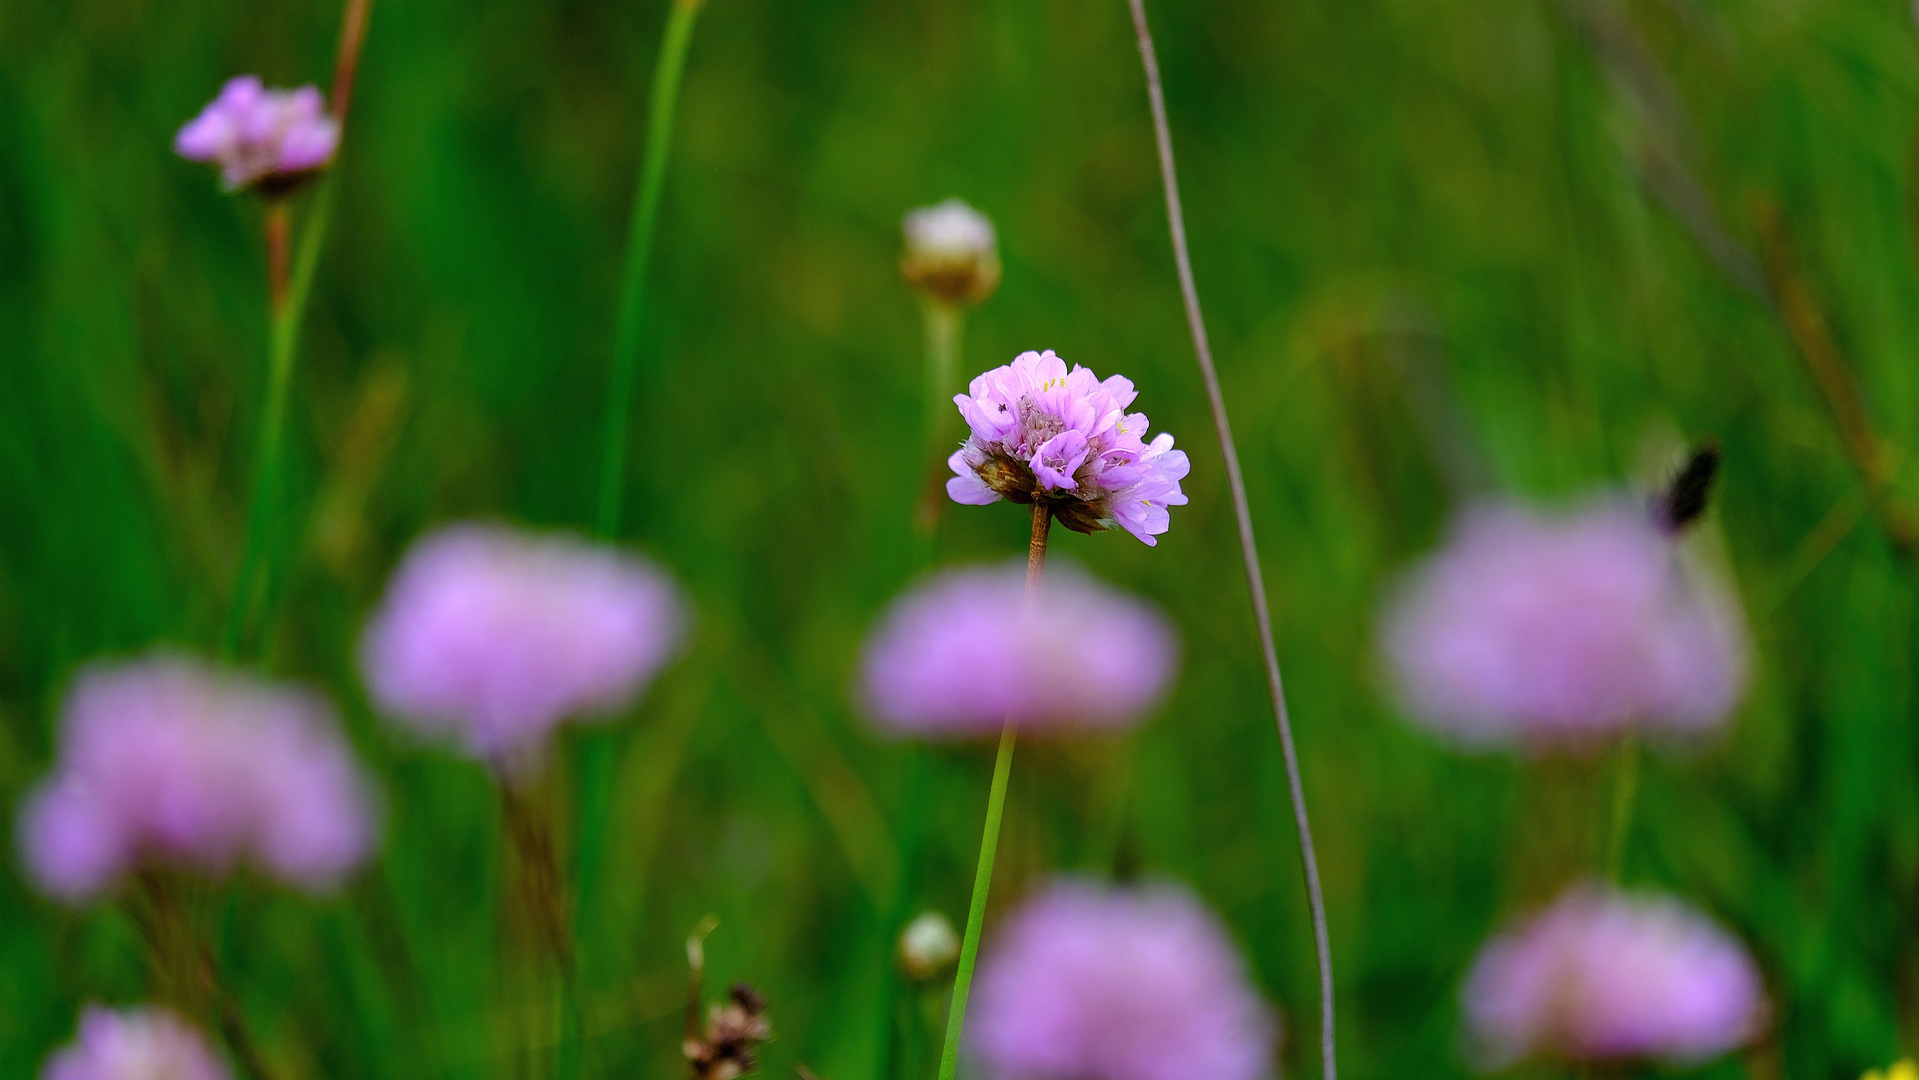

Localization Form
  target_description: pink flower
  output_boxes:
[1463,882,1767,1067]
[16,654,376,903]
[359,523,688,765]
[948,350,1190,546]
[43,1004,230,1080]
[1379,496,1747,751]
[174,76,339,192]
[857,561,1178,738]
[967,879,1276,1080]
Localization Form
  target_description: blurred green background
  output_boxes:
[3,0,1919,1077]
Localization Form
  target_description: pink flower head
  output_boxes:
[1379,496,1747,751]
[948,350,1191,546]
[174,76,339,192]
[857,560,1178,738]
[43,1004,230,1080]
[16,654,376,903]
[359,522,688,765]
[1463,882,1767,1068]
[967,878,1277,1080]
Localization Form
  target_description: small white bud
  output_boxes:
[901,198,1001,306]
[897,910,961,981]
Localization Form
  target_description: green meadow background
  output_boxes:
[4,0,1918,1077]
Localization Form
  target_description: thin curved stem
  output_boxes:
[1126,3,1337,1078]
[936,504,1050,1080]
[597,0,705,539]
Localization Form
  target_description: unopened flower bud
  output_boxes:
[898,911,961,981]
[901,198,1001,306]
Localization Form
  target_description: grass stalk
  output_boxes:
[596,0,705,540]
[1126,3,1338,1077]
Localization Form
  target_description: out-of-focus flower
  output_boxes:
[901,198,1001,306]
[948,350,1190,545]
[359,522,688,765]
[898,910,961,981]
[175,76,339,193]
[1463,881,1766,1068]
[967,878,1276,1080]
[1863,1059,1919,1080]
[43,1005,229,1080]
[685,984,773,1080]
[17,654,376,904]
[1379,496,1747,751]
[858,560,1178,738]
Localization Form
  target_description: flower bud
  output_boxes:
[901,198,1001,306]
[898,910,960,981]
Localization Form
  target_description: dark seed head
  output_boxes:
[1656,440,1722,534]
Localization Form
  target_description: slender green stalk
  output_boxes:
[571,7,704,1073]
[221,186,333,659]
[937,720,1017,1080]
[937,504,1051,1080]
[910,302,962,568]
[596,0,705,539]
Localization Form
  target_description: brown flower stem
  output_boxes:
[1752,201,1918,555]
[499,782,575,976]
[264,201,290,317]
[1127,3,1337,1077]
[935,504,1050,1080]
[328,0,373,127]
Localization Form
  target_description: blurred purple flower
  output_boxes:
[43,1004,230,1080]
[359,522,688,765]
[1379,496,1747,751]
[857,561,1178,738]
[175,76,339,192]
[967,878,1276,1080]
[948,350,1190,546]
[16,654,377,903]
[1463,881,1766,1068]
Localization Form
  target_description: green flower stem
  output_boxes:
[1605,731,1640,879]
[221,186,333,659]
[912,299,962,551]
[937,504,1051,1080]
[873,298,964,1080]
[596,0,704,540]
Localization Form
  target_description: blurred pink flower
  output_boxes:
[16,654,377,903]
[948,350,1190,545]
[175,76,339,191]
[967,878,1276,1080]
[1379,496,1747,751]
[1463,881,1767,1068]
[359,522,688,765]
[43,1004,230,1080]
[857,561,1178,738]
